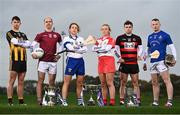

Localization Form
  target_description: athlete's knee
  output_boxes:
[152,79,159,86]
[106,80,114,88]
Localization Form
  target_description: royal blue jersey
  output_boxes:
[147,30,173,63]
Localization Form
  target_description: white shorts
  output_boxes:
[150,60,169,74]
[38,61,57,74]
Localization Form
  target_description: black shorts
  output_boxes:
[119,64,139,74]
[9,61,27,73]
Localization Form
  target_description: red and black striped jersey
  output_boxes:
[115,34,142,64]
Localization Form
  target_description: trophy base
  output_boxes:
[87,101,95,106]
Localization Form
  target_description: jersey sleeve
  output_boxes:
[34,34,41,42]
[165,34,173,45]
[107,37,115,47]
[147,36,150,47]
[57,33,62,43]
[115,36,120,46]
[22,33,28,40]
[6,31,13,44]
[138,37,142,45]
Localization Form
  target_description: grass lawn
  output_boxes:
[0,92,180,114]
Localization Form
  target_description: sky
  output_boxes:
[0,0,180,87]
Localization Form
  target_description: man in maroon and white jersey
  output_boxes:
[31,17,62,105]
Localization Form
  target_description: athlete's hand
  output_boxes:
[143,63,147,71]
[171,60,176,67]
[137,56,142,61]
[31,52,38,59]
[54,55,61,62]
[117,58,125,63]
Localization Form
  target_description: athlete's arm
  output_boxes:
[114,45,121,59]
[137,45,143,57]
[168,44,177,61]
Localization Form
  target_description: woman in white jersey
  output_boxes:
[61,23,87,106]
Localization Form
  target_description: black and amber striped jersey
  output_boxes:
[6,30,28,61]
[115,34,142,64]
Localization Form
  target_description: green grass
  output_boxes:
[0,92,180,114]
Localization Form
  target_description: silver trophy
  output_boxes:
[42,86,63,106]
[85,84,100,106]
[126,87,139,107]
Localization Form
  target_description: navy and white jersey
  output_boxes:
[63,35,87,58]
[147,30,173,63]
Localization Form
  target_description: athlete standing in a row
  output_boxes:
[115,20,143,106]
[92,24,116,106]
[31,17,61,105]
[6,16,31,106]
[61,23,87,106]
[144,18,177,107]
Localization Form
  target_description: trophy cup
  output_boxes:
[85,84,99,106]
[126,87,139,107]
[47,86,56,106]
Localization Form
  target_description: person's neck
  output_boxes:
[103,34,110,37]
[45,28,52,32]
[71,34,77,38]
[154,30,161,33]
[125,33,132,36]
[12,28,19,32]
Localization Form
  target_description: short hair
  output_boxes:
[152,18,160,22]
[124,20,133,27]
[44,17,53,22]
[101,24,111,31]
[11,16,21,22]
[69,22,80,32]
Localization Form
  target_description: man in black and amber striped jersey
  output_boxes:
[6,16,31,106]
[115,20,143,106]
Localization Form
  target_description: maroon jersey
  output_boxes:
[115,34,142,64]
[35,31,61,62]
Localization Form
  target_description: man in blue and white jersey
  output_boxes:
[144,18,177,107]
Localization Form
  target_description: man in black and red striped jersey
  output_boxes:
[115,20,143,106]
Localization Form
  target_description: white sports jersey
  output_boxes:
[92,36,115,57]
[63,35,87,58]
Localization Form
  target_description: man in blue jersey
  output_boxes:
[144,18,177,107]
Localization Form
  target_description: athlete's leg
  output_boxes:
[151,73,160,102]
[62,75,72,100]
[106,72,115,105]
[7,71,17,104]
[17,72,26,104]
[130,73,140,101]
[36,71,45,104]
[119,72,128,103]
[48,74,56,87]
[76,75,84,98]
[160,70,173,102]
[99,73,108,105]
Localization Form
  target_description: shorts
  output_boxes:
[98,56,115,74]
[38,61,57,74]
[9,61,27,73]
[65,57,85,76]
[119,64,139,74]
[150,60,168,74]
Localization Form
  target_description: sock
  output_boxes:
[8,98,13,104]
[37,97,42,104]
[77,98,83,105]
[153,99,159,103]
[18,98,24,104]
[120,98,124,102]
[110,99,115,105]
[137,98,141,103]
[168,98,173,103]
[103,99,107,105]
